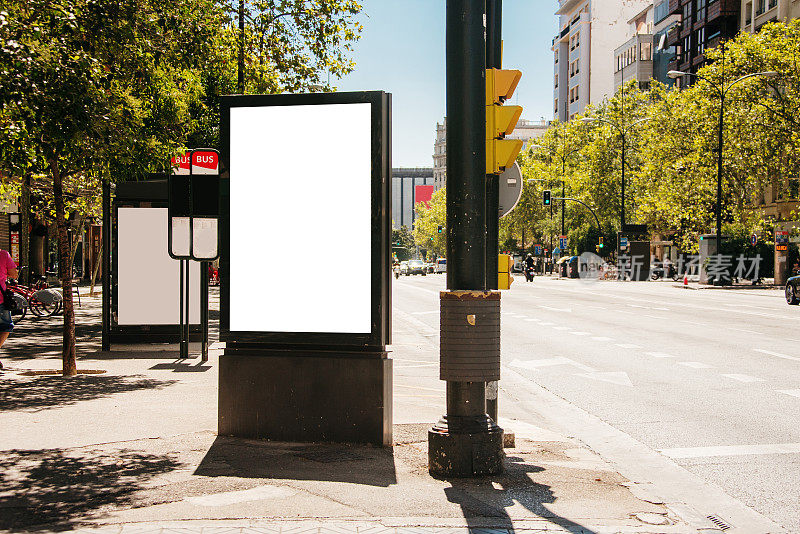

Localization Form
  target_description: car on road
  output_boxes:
[786,275,800,305]
[401,259,427,276]
[435,258,447,273]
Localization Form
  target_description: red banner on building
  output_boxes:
[10,232,19,264]
[415,185,434,208]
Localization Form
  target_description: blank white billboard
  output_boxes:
[118,207,201,325]
[229,103,372,333]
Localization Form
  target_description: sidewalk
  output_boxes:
[1,291,695,533]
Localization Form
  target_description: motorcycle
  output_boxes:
[524,265,536,282]
[650,263,679,281]
[393,264,400,280]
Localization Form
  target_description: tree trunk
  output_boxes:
[49,157,77,377]
[89,240,102,296]
[20,174,31,285]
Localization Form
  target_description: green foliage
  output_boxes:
[412,188,446,257]
[515,20,800,255]
[391,225,414,261]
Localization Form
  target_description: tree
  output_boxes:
[0,0,220,375]
[412,188,446,258]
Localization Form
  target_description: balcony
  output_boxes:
[669,0,681,15]
[666,25,681,46]
[707,0,739,22]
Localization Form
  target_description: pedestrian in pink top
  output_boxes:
[0,249,18,370]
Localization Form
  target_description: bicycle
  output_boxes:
[7,280,61,319]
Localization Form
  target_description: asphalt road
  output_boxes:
[391,272,800,532]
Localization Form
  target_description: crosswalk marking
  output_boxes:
[754,348,800,363]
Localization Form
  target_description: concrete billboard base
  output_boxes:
[218,350,392,446]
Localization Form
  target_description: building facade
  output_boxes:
[553,0,652,122]
[392,168,434,230]
[741,0,800,31]
[613,2,682,91]
[432,119,550,191]
[433,121,446,191]
[666,0,741,86]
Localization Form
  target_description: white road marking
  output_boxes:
[524,318,539,322]
[395,384,444,393]
[569,331,590,336]
[411,310,438,315]
[731,328,765,335]
[539,322,555,326]
[778,389,800,399]
[616,343,642,349]
[754,348,800,363]
[591,336,613,341]
[539,305,572,313]
[659,443,800,459]
[515,315,528,319]
[510,357,571,369]
[186,485,297,506]
[576,371,633,387]
[721,374,764,383]
[552,326,571,331]
[646,352,675,359]
[643,314,665,320]
[510,357,596,372]
[678,361,714,369]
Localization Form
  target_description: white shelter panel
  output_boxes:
[229,103,372,333]
[117,207,201,325]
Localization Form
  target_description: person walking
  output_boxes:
[0,249,18,370]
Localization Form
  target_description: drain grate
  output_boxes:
[707,514,732,531]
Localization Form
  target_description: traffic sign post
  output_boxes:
[620,236,629,250]
[498,162,522,218]
[169,148,220,362]
[559,235,568,251]
[751,234,758,246]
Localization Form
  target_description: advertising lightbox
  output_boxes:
[117,207,201,325]
[219,92,390,348]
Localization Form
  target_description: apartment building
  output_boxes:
[613,1,681,91]
[741,0,800,31]
[432,118,549,191]
[553,0,652,122]
[665,0,741,86]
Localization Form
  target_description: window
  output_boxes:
[683,3,691,20]
[555,49,559,64]
[554,99,559,114]
[768,0,777,9]
[555,74,559,88]
[570,59,580,77]
[757,0,765,14]
[697,27,706,53]
[745,2,752,25]
[696,0,706,20]
[640,42,652,61]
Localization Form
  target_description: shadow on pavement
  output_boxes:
[0,448,182,531]
[442,456,598,534]
[148,361,212,372]
[0,374,177,411]
[195,436,397,487]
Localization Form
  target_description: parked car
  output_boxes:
[402,259,427,276]
[786,275,800,305]
[435,258,447,273]
[425,262,435,274]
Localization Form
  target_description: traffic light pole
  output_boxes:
[484,0,501,426]
[429,0,503,477]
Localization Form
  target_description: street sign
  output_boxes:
[751,234,757,246]
[559,235,568,250]
[776,230,789,251]
[498,162,523,218]
[169,148,220,262]
[534,244,542,255]
[553,247,560,255]
[620,237,629,249]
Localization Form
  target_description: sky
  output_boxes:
[335,1,559,168]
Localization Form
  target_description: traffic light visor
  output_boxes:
[486,69,522,104]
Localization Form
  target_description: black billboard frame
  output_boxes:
[218,91,391,352]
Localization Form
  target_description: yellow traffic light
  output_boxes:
[486,69,523,175]
[498,253,514,290]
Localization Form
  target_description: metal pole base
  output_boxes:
[428,415,504,477]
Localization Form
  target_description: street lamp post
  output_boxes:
[580,115,650,231]
[667,69,778,250]
[530,142,579,236]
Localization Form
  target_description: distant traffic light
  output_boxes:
[598,236,604,248]
[543,190,551,206]
[486,69,524,174]
[437,225,443,234]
